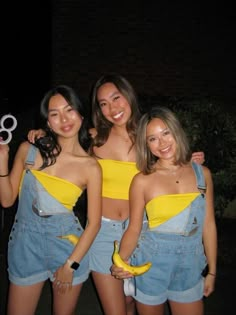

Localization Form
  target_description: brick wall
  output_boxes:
[51,1,235,110]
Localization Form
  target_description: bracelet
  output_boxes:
[0,173,9,177]
[208,272,216,277]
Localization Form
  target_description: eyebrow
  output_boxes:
[48,103,71,112]
[146,127,169,138]
[98,90,120,102]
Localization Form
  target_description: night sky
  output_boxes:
[3,2,236,116]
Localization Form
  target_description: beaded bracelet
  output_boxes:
[208,272,216,277]
[0,173,9,177]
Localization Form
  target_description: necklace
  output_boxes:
[157,162,184,184]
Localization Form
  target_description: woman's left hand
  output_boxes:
[203,274,216,297]
[53,264,74,294]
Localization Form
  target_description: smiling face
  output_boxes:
[96,82,132,126]
[47,93,83,138]
[146,118,177,162]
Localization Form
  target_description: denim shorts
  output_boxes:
[8,213,90,286]
[89,217,129,274]
[131,231,207,304]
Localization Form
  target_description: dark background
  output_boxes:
[2,1,236,117]
[1,2,235,314]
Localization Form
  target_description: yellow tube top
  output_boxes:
[20,170,83,210]
[98,159,139,200]
[146,193,200,228]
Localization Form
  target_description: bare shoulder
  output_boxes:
[132,171,146,186]
[89,127,97,139]
[201,165,212,182]
[12,141,32,169]
[16,141,32,158]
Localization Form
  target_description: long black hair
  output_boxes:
[35,85,91,169]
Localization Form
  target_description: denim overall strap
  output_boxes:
[147,162,206,235]
[191,162,206,191]
[25,144,38,166]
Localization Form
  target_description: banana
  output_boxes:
[58,234,80,246]
[112,240,152,276]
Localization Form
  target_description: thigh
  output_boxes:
[136,301,165,315]
[52,283,83,315]
[89,220,125,274]
[92,271,127,315]
[169,299,204,315]
[7,281,45,315]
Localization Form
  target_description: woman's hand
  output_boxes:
[27,129,46,144]
[191,151,205,165]
[53,263,74,294]
[0,139,9,156]
[0,139,10,167]
[110,263,133,280]
[203,273,216,297]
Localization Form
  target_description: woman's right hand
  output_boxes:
[110,264,133,280]
[27,129,46,143]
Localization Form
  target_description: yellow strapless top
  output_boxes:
[146,193,200,228]
[20,170,83,210]
[98,159,139,200]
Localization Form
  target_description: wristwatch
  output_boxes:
[67,259,80,271]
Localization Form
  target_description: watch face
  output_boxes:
[71,261,80,270]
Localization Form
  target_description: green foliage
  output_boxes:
[140,95,236,217]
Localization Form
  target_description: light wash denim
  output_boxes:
[130,162,207,305]
[89,215,148,274]
[8,145,89,286]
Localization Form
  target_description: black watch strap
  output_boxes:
[67,259,80,270]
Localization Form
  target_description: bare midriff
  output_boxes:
[102,197,129,220]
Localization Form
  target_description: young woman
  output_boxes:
[111,106,217,315]
[0,85,102,315]
[27,74,205,315]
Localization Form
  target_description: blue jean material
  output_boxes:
[8,145,89,286]
[89,215,148,274]
[130,163,207,305]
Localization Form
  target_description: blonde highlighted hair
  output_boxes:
[136,106,192,174]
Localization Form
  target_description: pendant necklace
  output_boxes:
[157,162,184,184]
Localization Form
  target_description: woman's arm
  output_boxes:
[53,157,102,293]
[0,141,29,207]
[202,166,217,297]
[69,158,102,262]
[111,174,146,279]
[119,175,146,260]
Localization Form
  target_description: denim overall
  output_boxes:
[130,162,207,305]
[8,145,89,286]
[89,214,148,274]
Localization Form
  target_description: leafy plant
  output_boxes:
[139,95,236,217]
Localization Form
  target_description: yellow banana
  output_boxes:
[112,240,152,276]
[58,234,80,246]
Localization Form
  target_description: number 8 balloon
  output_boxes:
[0,114,18,145]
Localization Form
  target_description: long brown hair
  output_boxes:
[90,73,141,150]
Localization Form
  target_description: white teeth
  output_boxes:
[113,112,123,119]
[161,147,170,152]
